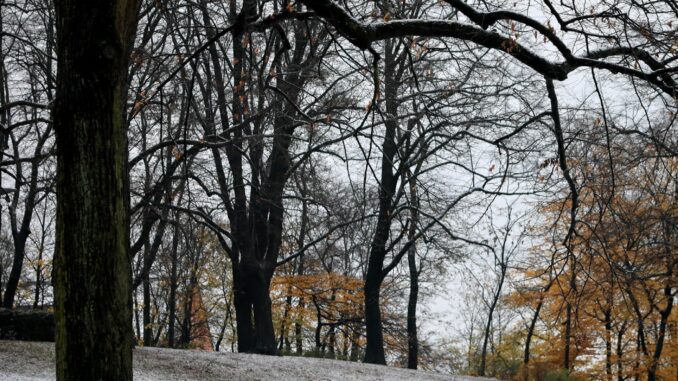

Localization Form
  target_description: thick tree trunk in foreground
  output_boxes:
[53,1,139,380]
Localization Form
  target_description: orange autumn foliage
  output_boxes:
[509,146,676,381]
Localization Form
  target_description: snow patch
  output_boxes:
[0,341,496,381]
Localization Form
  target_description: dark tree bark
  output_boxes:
[294,169,309,354]
[278,291,293,351]
[231,256,255,352]
[479,265,506,376]
[363,40,402,366]
[523,281,552,381]
[406,169,419,370]
[479,217,515,376]
[167,213,180,348]
[195,0,321,355]
[563,265,574,372]
[142,239,153,346]
[3,125,51,308]
[647,275,674,381]
[33,205,51,310]
[52,0,140,379]
[616,322,626,381]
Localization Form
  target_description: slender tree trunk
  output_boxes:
[167,217,180,348]
[627,287,649,381]
[295,175,309,354]
[406,256,419,368]
[564,254,576,372]
[134,289,141,339]
[564,300,572,370]
[52,0,139,379]
[143,238,152,346]
[279,292,293,351]
[605,307,612,381]
[634,335,641,381]
[468,315,475,373]
[480,265,506,376]
[215,312,229,352]
[3,234,26,308]
[524,282,552,381]
[406,171,419,370]
[295,311,304,354]
[350,323,361,361]
[33,257,42,309]
[648,281,674,381]
[151,315,164,346]
[33,233,46,309]
[313,295,323,351]
[180,283,192,347]
[617,323,626,381]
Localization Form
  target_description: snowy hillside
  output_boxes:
[0,341,496,381]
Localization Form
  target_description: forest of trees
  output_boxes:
[0,0,675,380]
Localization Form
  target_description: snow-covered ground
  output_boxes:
[0,340,496,381]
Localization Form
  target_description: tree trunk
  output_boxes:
[406,257,419,368]
[33,256,42,309]
[564,254,576,372]
[350,323,361,361]
[406,172,419,370]
[52,0,139,379]
[295,175,309,354]
[3,91,49,309]
[279,293,293,351]
[524,282,552,381]
[143,239,152,346]
[617,323,626,381]
[3,235,27,308]
[363,40,401,366]
[33,232,46,309]
[480,262,508,376]
[167,217,180,348]
[605,307,612,381]
[250,269,277,354]
[363,272,386,364]
[647,281,674,381]
[232,260,254,352]
[134,289,141,339]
